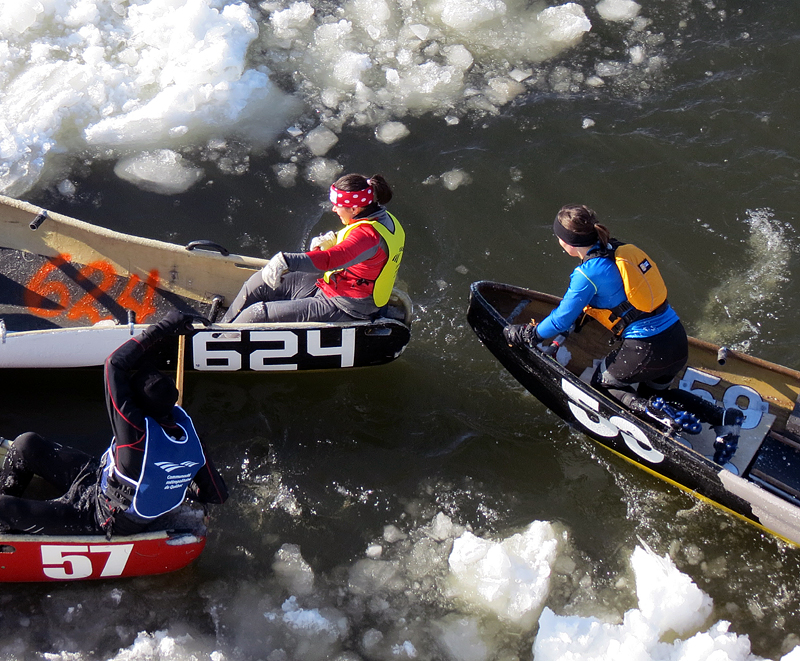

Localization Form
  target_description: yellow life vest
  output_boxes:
[323,212,405,307]
[582,242,668,335]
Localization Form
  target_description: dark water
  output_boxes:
[2,1,800,659]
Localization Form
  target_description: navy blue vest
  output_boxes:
[101,406,206,519]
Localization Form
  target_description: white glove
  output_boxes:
[309,231,336,251]
[261,252,289,288]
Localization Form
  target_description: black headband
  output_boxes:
[552,217,598,247]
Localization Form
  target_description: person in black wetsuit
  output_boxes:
[0,311,228,536]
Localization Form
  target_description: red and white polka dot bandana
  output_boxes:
[329,184,374,208]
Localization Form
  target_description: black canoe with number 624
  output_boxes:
[467,280,800,548]
[0,195,412,372]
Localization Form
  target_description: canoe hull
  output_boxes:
[0,321,410,371]
[467,280,800,547]
[0,531,206,582]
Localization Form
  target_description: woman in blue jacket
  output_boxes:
[505,204,688,397]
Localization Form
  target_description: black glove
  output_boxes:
[153,311,208,336]
[503,323,539,347]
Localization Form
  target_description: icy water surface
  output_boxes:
[1,0,800,659]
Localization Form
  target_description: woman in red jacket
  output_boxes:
[221,173,405,323]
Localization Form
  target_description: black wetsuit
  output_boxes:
[0,320,228,536]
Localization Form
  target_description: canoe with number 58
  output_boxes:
[467,280,800,548]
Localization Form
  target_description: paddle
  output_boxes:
[176,335,186,407]
[174,316,212,407]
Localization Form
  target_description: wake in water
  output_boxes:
[695,209,794,351]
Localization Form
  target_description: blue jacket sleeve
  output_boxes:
[535,266,599,339]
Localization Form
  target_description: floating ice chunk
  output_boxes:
[392,640,418,658]
[0,2,43,34]
[444,45,475,71]
[437,0,507,32]
[629,44,646,65]
[535,607,651,661]
[486,77,525,104]
[448,521,562,625]
[279,596,344,636]
[596,0,641,22]
[270,1,315,39]
[582,117,595,129]
[273,162,299,187]
[0,0,304,197]
[428,512,462,541]
[350,0,392,39]
[348,559,402,595]
[333,51,373,87]
[383,524,407,543]
[535,608,761,661]
[366,544,383,558]
[305,157,343,188]
[533,545,722,661]
[409,24,430,40]
[435,616,490,661]
[375,121,410,144]
[509,68,533,82]
[441,169,472,190]
[304,125,339,156]
[114,149,203,195]
[272,543,315,596]
[596,61,626,77]
[57,179,76,197]
[632,544,712,637]
[537,3,592,44]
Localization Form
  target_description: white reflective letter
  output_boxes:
[610,415,665,463]
[307,329,355,368]
[41,545,92,580]
[562,378,617,438]
[250,331,299,371]
[90,544,134,577]
[722,384,764,430]
[193,332,242,371]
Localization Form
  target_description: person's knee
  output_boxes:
[591,359,628,390]
[236,302,269,323]
[11,432,48,459]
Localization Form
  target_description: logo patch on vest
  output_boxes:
[638,259,651,274]
[154,460,201,473]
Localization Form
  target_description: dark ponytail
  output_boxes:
[556,204,610,246]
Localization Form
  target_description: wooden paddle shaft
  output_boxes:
[176,334,186,406]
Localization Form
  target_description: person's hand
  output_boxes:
[261,252,289,288]
[503,323,539,347]
[155,311,208,335]
[309,231,336,251]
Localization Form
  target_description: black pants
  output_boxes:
[594,320,689,392]
[220,271,355,323]
[0,433,99,535]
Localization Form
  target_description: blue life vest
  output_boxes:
[101,406,206,519]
